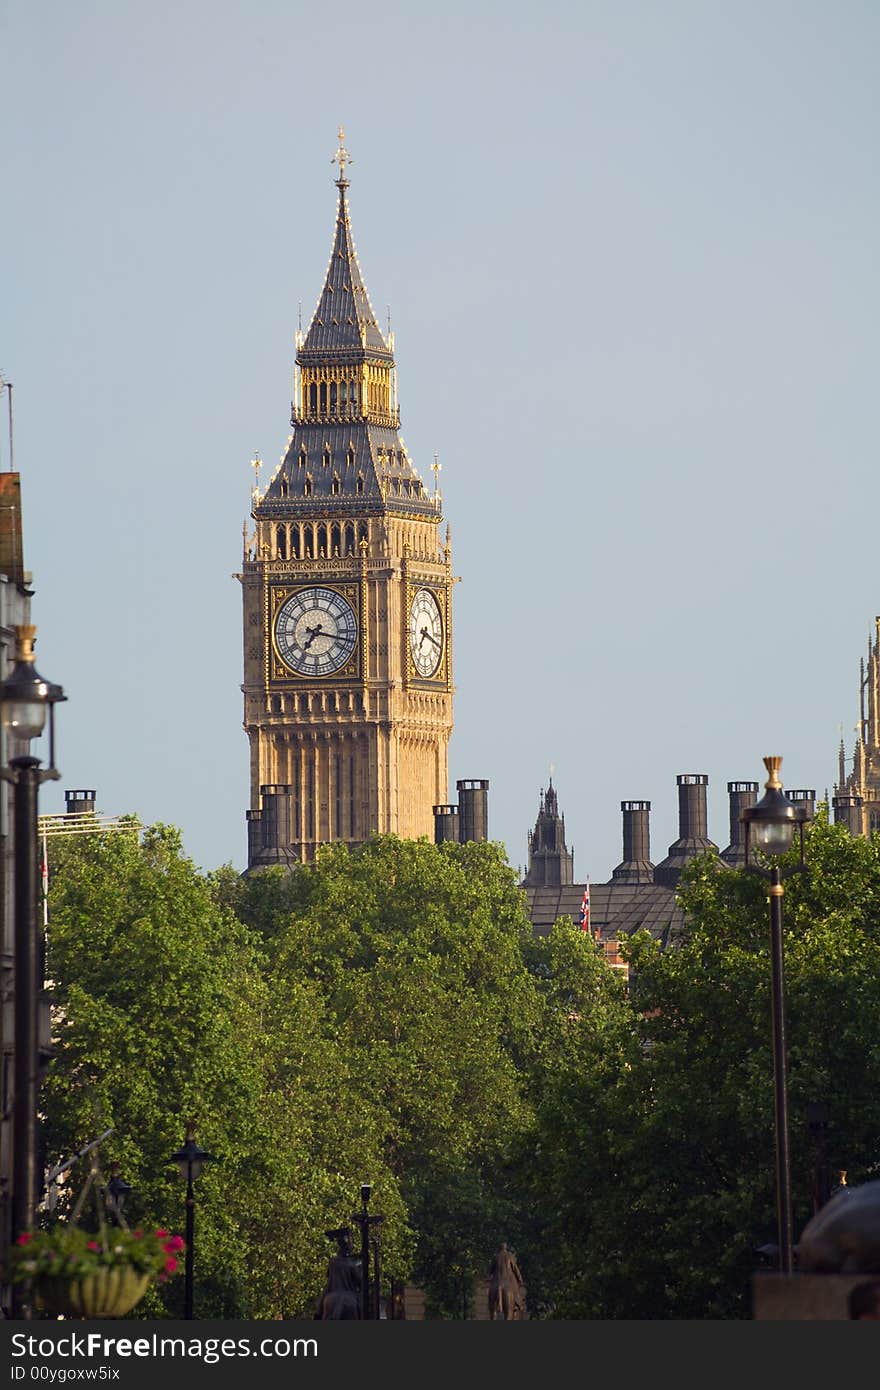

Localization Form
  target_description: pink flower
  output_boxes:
[16,1232,33,1246]
[133,1229,143,1239]
[164,1236,185,1253]
[164,1256,178,1274]
[155,1228,168,1238]
[87,1241,100,1251]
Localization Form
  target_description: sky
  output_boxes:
[3,0,878,878]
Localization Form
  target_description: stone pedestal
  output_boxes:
[752,1272,875,1319]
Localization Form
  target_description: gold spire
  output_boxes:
[332,127,352,187]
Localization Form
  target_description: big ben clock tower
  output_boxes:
[239,133,454,868]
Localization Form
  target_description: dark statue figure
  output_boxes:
[797,1179,880,1273]
[488,1241,527,1320]
[315,1226,362,1319]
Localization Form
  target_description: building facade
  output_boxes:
[239,138,453,868]
[834,617,880,837]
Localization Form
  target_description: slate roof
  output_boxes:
[523,881,684,948]
[259,422,436,515]
[256,179,436,520]
[299,183,392,362]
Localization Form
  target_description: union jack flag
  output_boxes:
[578,878,591,934]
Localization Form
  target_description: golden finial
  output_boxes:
[14,625,37,662]
[332,127,352,185]
[763,756,783,790]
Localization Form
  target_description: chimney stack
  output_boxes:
[65,789,96,816]
[433,804,460,844]
[653,774,718,889]
[611,801,654,884]
[457,779,489,843]
[720,781,759,867]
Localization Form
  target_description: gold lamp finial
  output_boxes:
[763,756,783,790]
[14,625,37,663]
[332,127,352,185]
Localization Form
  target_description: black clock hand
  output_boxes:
[302,623,324,651]
[419,627,442,649]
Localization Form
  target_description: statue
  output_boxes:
[315,1227,362,1319]
[488,1242,527,1320]
[797,1179,880,1273]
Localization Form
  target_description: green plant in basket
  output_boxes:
[9,1225,185,1318]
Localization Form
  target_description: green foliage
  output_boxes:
[531,817,880,1318]
[9,1224,185,1283]
[42,815,879,1319]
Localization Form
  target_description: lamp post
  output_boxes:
[104,1161,132,1227]
[351,1183,383,1319]
[169,1123,215,1319]
[1,625,65,1319]
[740,755,807,1276]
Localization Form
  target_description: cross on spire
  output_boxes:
[332,127,352,187]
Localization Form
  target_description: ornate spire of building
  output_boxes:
[299,129,391,360]
[522,777,575,888]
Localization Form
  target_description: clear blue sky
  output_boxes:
[4,0,878,876]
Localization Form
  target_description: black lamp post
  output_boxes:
[104,1161,132,1227]
[1,625,65,1319]
[741,755,807,1276]
[351,1183,383,1319]
[169,1123,215,1319]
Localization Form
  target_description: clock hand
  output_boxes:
[302,623,324,651]
[419,627,442,649]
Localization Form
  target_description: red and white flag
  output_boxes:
[40,829,49,927]
[578,878,591,934]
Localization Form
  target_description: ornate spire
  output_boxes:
[331,126,352,189]
[300,132,390,359]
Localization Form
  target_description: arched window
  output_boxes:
[304,475,313,497]
[358,522,368,548]
[330,382,337,413]
[322,448,331,468]
[317,524,328,557]
[344,523,356,556]
[276,525,287,559]
[299,448,307,469]
[309,383,317,413]
[350,379,358,409]
[339,380,347,409]
[331,523,341,555]
[347,446,355,469]
[304,525,314,558]
[290,527,301,559]
[356,474,365,495]
[319,381,327,413]
[279,476,289,498]
[331,475,341,496]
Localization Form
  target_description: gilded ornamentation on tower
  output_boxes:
[834,617,880,837]
[237,135,454,867]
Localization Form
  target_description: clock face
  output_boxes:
[409,588,443,678]
[275,587,358,677]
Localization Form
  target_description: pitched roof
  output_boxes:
[299,183,391,361]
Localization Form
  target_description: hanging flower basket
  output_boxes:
[9,1225,185,1319]
[37,1265,152,1319]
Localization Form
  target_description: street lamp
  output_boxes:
[1,625,65,1319]
[169,1123,215,1319]
[741,755,807,1276]
[351,1183,383,1319]
[104,1161,132,1227]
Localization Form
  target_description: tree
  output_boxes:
[255,835,545,1315]
[531,814,880,1318]
[43,823,270,1314]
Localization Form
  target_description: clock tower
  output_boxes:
[238,134,453,868]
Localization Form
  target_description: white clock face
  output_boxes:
[275,587,358,676]
[409,588,443,678]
